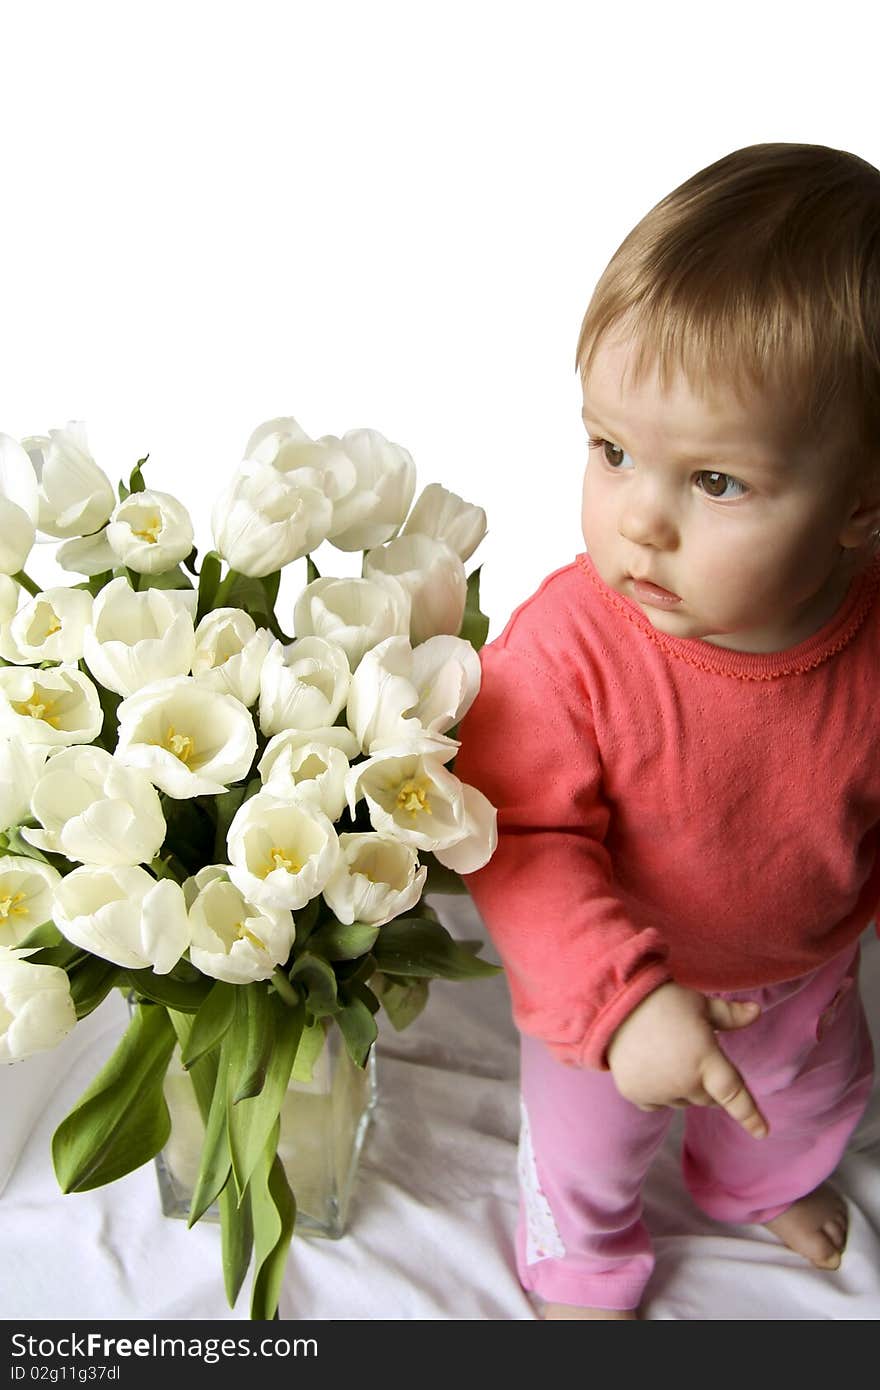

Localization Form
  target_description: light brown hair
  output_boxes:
[575,143,880,479]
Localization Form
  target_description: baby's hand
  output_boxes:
[606,982,769,1139]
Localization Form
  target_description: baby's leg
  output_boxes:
[682,945,873,1268]
[518,1034,673,1318]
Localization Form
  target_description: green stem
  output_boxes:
[271,968,301,1007]
[12,570,40,597]
[213,567,240,609]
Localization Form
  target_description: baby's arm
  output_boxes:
[606,982,769,1138]
[455,631,672,1068]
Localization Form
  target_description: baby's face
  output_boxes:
[580,333,868,652]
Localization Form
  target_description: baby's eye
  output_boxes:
[587,436,633,470]
[695,471,749,500]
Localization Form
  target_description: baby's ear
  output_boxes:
[839,475,880,549]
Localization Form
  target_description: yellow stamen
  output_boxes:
[396,778,431,816]
[45,617,62,636]
[155,725,195,763]
[264,846,302,877]
[237,923,268,952]
[0,892,28,920]
[12,687,61,727]
[131,515,162,544]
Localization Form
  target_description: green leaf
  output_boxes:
[121,966,212,1014]
[292,895,322,951]
[160,795,216,873]
[52,1001,176,1192]
[249,1128,296,1322]
[290,1017,327,1083]
[68,957,121,1019]
[16,919,64,950]
[260,569,281,612]
[85,568,114,598]
[81,664,120,752]
[371,971,430,1031]
[188,1035,234,1226]
[181,980,237,1070]
[306,917,379,962]
[129,455,149,493]
[222,572,275,628]
[211,787,248,860]
[183,545,199,576]
[423,854,469,895]
[0,826,53,864]
[227,994,304,1201]
[137,565,194,591]
[196,550,223,622]
[167,1010,234,1230]
[458,565,489,652]
[288,952,339,1017]
[231,983,276,1103]
[306,554,321,583]
[220,1174,254,1308]
[26,939,88,972]
[335,994,378,1068]
[372,916,502,980]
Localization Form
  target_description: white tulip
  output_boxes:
[0,434,39,576]
[292,574,411,671]
[115,676,257,798]
[185,865,296,984]
[323,428,416,551]
[0,664,103,747]
[53,865,190,974]
[56,529,117,577]
[363,533,467,645]
[258,729,356,821]
[347,634,480,753]
[258,636,350,737]
[226,790,341,911]
[0,739,49,831]
[322,833,427,926]
[402,482,487,562]
[21,423,116,539]
[82,577,197,698]
[0,857,63,948]
[0,948,77,1063]
[106,489,195,575]
[345,736,497,871]
[0,587,93,664]
[245,418,358,500]
[211,461,333,578]
[191,608,273,707]
[23,745,166,866]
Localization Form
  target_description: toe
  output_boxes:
[822,1218,847,1250]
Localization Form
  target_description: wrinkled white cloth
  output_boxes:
[1,899,878,1320]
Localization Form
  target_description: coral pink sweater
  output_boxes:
[455,552,880,1071]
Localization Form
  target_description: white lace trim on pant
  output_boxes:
[518,1097,566,1263]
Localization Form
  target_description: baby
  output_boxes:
[454,141,880,1319]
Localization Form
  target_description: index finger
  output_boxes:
[700,1050,769,1139]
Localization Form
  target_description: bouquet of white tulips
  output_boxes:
[0,417,499,1319]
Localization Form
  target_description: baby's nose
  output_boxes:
[617,490,678,549]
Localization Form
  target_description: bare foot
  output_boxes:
[543,1302,638,1319]
[763,1182,848,1270]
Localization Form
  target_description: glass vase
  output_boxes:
[155,1024,377,1239]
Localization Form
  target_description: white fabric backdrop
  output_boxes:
[2,897,879,1321]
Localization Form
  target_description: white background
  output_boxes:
[3,1,879,637]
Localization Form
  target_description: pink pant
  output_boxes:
[516,942,874,1310]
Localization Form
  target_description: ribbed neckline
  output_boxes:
[576,550,880,680]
